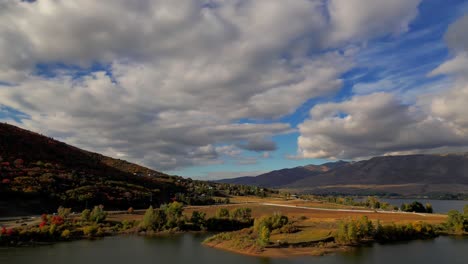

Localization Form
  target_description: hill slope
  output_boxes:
[0,123,190,215]
[220,155,468,196]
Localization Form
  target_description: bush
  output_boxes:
[90,205,107,223]
[61,229,71,239]
[257,226,270,247]
[190,211,206,229]
[254,213,288,232]
[216,208,230,219]
[335,216,375,244]
[81,209,91,222]
[83,225,98,237]
[401,201,432,213]
[279,223,299,234]
[230,208,252,222]
[57,206,71,218]
[140,206,167,231]
[446,210,466,233]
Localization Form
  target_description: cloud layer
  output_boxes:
[3,0,456,172]
[297,13,468,160]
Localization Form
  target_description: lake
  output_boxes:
[377,199,467,213]
[1,234,467,264]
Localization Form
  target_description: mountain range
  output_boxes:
[218,154,468,196]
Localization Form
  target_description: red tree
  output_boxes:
[39,221,47,229]
[51,216,64,226]
[41,214,48,222]
[1,179,10,184]
[6,228,14,236]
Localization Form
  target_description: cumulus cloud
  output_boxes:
[297,92,467,159]
[0,0,424,171]
[326,0,422,44]
[297,13,468,160]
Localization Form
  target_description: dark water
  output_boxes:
[1,234,467,264]
[378,199,467,213]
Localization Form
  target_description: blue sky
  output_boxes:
[1,0,468,179]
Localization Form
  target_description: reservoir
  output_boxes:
[1,234,467,264]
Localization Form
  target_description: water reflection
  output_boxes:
[0,234,467,264]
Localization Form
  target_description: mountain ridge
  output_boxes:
[218,154,468,196]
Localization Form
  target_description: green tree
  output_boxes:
[164,202,183,220]
[347,222,358,242]
[257,225,270,247]
[425,203,433,214]
[190,211,206,228]
[141,206,156,230]
[90,205,107,223]
[231,208,252,222]
[216,208,230,219]
[81,209,91,221]
[61,229,71,239]
[49,224,57,236]
[57,206,71,219]
[161,202,184,229]
[447,210,465,233]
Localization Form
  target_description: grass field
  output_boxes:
[200,197,448,257]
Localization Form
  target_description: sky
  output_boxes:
[1,0,468,180]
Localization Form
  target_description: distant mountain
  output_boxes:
[0,123,207,216]
[217,161,348,188]
[218,155,468,196]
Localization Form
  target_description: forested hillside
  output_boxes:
[0,123,273,216]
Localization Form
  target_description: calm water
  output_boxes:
[377,199,467,213]
[1,234,467,264]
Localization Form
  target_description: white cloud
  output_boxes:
[297,92,468,159]
[0,0,424,171]
[326,0,422,44]
[297,13,468,160]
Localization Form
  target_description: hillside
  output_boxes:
[0,123,269,216]
[220,155,468,196]
[217,161,348,188]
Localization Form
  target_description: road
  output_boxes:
[259,202,430,216]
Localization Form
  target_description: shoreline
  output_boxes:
[203,240,349,258]
[2,228,467,258]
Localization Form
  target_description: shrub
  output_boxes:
[254,213,288,232]
[190,211,206,229]
[61,229,71,239]
[51,216,64,226]
[279,223,299,234]
[231,208,252,222]
[90,205,107,223]
[446,210,466,233]
[335,216,375,244]
[49,224,57,236]
[140,206,167,231]
[81,209,91,222]
[216,208,230,219]
[83,225,98,237]
[257,226,270,247]
[57,206,71,218]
